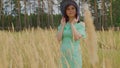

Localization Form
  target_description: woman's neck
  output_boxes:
[69,17,75,23]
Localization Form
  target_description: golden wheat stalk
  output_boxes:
[83,3,99,68]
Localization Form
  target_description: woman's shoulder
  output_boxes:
[75,21,85,28]
[77,21,85,26]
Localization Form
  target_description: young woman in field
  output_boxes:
[56,0,86,68]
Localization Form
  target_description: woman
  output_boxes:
[56,0,86,68]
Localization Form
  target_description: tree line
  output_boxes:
[0,0,120,31]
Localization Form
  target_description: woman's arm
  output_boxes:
[71,23,82,41]
[56,25,65,42]
[56,17,66,42]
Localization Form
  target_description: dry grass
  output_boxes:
[84,3,99,67]
[0,28,60,68]
[0,28,120,68]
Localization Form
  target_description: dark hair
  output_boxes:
[64,4,80,23]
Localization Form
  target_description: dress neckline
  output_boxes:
[66,22,78,25]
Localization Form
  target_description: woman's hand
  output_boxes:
[56,17,66,42]
[61,17,66,27]
[71,16,79,24]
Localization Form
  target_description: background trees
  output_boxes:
[0,0,119,30]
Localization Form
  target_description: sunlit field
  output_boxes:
[0,28,120,68]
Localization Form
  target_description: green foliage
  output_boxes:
[112,0,120,27]
[0,13,61,30]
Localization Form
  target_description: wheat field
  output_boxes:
[0,28,120,68]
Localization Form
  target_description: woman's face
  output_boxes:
[66,5,76,18]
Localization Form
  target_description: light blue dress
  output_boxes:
[57,22,86,68]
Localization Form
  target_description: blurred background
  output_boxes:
[0,0,120,30]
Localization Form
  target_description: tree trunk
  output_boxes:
[41,0,44,27]
[0,0,2,19]
[48,0,53,28]
[47,0,50,27]
[0,0,4,29]
[101,0,105,29]
[16,0,21,30]
[94,0,99,30]
[18,0,21,30]
[110,0,113,26]
[103,0,108,29]
[24,0,27,28]
[37,0,41,27]
[50,0,54,28]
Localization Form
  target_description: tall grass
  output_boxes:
[84,3,99,67]
[0,28,120,68]
[0,28,60,68]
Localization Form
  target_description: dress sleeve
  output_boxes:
[75,23,86,38]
